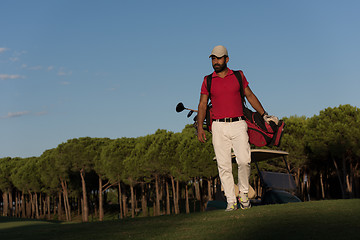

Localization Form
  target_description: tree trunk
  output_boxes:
[62,192,69,221]
[185,184,190,214]
[99,176,104,221]
[15,192,19,217]
[28,192,34,218]
[307,176,311,201]
[208,179,213,201]
[81,197,84,221]
[155,174,161,216]
[342,157,348,197]
[2,191,8,216]
[199,179,204,212]
[353,163,359,198]
[296,168,301,188]
[35,193,40,219]
[26,195,32,218]
[170,176,179,214]
[333,157,345,198]
[346,173,352,197]
[141,183,148,217]
[176,180,180,214]
[80,168,89,222]
[347,162,354,198]
[52,196,57,217]
[21,192,26,218]
[47,195,51,220]
[58,191,63,220]
[39,194,43,218]
[118,183,123,219]
[122,194,127,218]
[8,190,13,217]
[194,178,201,201]
[166,180,170,215]
[159,178,164,214]
[193,180,198,212]
[77,197,81,217]
[130,183,135,218]
[320,172,325,199]
[60,179,71,221]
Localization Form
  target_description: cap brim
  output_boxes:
[209,54,225,58]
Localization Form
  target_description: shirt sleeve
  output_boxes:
[200,76,209,95]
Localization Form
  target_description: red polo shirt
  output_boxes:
[200,69,249,119]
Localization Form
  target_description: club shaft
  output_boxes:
[185,108,198,112]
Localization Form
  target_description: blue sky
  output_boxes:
[1,0,359,158]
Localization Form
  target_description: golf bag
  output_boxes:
[205,70,285,147]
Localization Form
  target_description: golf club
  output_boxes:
[176,102,198,113]
[187,110,194,118]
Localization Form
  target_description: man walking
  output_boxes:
[197,45,274,211]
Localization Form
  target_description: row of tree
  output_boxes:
[0,104,359,222]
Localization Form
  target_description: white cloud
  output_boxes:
[0,110,49,119]
[60,81,70,85]
[35,111,48,116]
[0,74,23,80]
[9,50,27,62]
[58,71,72,76]
[58,67,72,76]
[0,48,7,53]
[28,65,43,70]
[0,111,31,119]
[47,66,54,71]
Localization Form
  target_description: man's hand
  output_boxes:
[263,113,279,125]
[197,126,207,143]
[197,94,209,142]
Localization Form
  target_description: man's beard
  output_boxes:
[213,62,227,73]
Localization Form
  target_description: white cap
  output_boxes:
[209,45,228,58]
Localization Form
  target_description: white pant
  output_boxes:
[212,120,251,204]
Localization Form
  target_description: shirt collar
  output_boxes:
[212,68,233,78]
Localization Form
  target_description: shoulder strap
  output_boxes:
[233,70,245,105]
[206,74,212,100]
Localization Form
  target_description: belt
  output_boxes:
[214,116,245,122]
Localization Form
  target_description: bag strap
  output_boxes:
[233,70,246,106]
[206,74,212,100]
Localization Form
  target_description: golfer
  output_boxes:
[197,45,276,211]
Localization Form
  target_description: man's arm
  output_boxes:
[245,86,280,124]
[244,86,266,116]
[197,94,208,142]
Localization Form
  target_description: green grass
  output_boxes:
[1,199,359,240]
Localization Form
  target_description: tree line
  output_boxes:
[0,104,359,222]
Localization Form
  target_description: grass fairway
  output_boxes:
[1,199,359,240]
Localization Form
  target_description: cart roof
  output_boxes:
[213,149,289,163]
[250,149,289,162]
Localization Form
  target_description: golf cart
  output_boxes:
[206,149,301,210]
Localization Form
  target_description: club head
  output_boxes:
[176,102,185,112]
[187,110,194,118]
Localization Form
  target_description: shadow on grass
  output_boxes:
[0,200,359,240]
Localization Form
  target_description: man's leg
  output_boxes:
[212,121,237,205]
[230,120,251,194]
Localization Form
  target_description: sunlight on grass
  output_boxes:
[0,220,52,230]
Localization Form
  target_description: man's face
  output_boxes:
[211,56,228,73]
